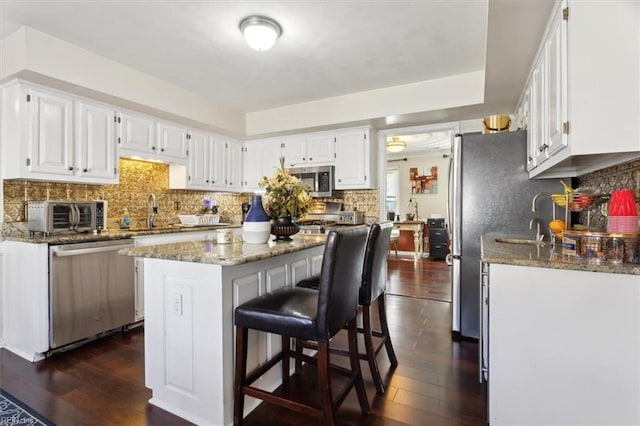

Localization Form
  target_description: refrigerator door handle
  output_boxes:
[451,134,462,256]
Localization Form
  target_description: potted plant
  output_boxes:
[259,158,313,240]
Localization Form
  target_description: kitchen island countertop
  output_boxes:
[120,233,327,266]
[482,233,640,275]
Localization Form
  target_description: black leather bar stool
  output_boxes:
[233,227,370,425]
[296,222,398,394]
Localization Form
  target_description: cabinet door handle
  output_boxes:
[161,148,165,152]
[309,157,312,161]
[83,168,88,172]
[303,157,306,161]
[152,146,156,151]
[206,180,209,183]
[68,166,74,171]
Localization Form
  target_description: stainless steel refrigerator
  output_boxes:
[449,131,565,339]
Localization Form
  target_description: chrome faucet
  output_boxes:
[147,193,158,229]
[532,192,551,213]
[529,217,544,242]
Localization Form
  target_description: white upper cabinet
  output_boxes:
[26,86,75,177]
[156,121,188,160]
[243,138,283,192]
[119,112,155,154]
[170,132,242,192]
[119,112,188,163]
[281,133,335,168]
[281,135,307,167]
[227,139,243,191]
[1,81,118,184]
[185,130,211,188]
[76,100,118,181]
[334,127,376,190]
[306,132,335,165]
[517,0,640,178]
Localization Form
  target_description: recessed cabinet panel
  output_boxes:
[243,139,282,191]
[335,129,368,188]
[188,130,210,188]
[281,136,306,167]
[157,122,188,160]
[227,140,243,190]
[306,133,335,165]
[545,10,567,156]
[120,112,155,154]
[28,88,74,176]
[209,137,226,189]
[76,101,117,181]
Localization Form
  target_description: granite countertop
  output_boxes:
[3,224,240,244]
[482,233,640,275]
[119,233,327,266]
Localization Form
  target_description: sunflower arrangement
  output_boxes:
[259,158,313,219]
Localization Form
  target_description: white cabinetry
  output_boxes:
[119,113,188,163]
[243,138,283,191]
[76,100,119,181]
[334,127,376,189]
[142,245,324,425]
[170,132,242,192]
[516,0,640,177]
[1,81,118,184]
[156,121,188,160]
[132,228,240,321]
[281,133,334,168]
[119,111,155,155]
[487,263,640,425]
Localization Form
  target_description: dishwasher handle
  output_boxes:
[51,243,134,257]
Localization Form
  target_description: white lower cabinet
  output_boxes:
[487,263,640,425]
[142,245,324,425]
[132,229,233,321]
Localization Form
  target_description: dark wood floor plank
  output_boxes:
[0,258,485,425]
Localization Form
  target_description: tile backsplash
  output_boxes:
[577,159,640,230]
[3,158,379,233]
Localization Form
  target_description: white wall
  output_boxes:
[0,27,246,137]
[246,71,485,136]
[388,152,451,223]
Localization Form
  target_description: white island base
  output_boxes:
[141,245,324,426]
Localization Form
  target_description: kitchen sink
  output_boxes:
[494,237,545,246]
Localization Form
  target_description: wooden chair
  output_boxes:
[233,227,370,425]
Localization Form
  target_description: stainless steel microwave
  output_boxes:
[287,166,334,197]
[27,200,107,236]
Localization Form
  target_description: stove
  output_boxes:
[296,201,342,234]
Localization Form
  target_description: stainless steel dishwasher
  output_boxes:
[49,239,135,349]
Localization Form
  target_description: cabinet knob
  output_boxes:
[206,180,209,183]
[161,148,165,152]
[303,157,306,161]
[83,168,88,172]
[309,157,312,161]
[68,166,74,171]
[152,146,156,150]
[338,179,342,183]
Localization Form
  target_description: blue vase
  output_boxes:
[243,195,271,244]
[245,195,271,222]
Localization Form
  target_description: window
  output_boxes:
[386,168,399,217]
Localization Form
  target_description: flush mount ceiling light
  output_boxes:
[386,136,406,153]
[239,16,282,51]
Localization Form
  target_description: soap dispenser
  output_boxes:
[121,208,131,230]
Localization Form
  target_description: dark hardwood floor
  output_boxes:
[386,256,452,301]
[0,259,485,425]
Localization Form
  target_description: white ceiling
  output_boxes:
[0,0,554,127]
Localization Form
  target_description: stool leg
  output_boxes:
[348,318,371,415]
[282,335,290,384]
[362,304,385,394]
[234,326,248,425]
[378,292,398,366]
[317,341,337,425]
[294,338,303,375]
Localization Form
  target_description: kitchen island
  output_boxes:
[481,234,640,425]
[120,234,327,426]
